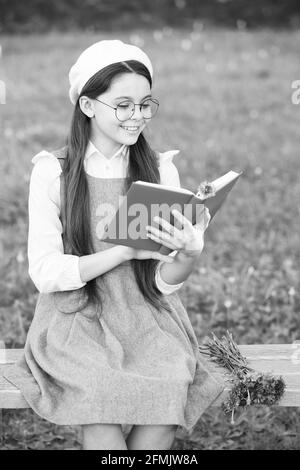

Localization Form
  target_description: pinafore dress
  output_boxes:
[3,146,225,434]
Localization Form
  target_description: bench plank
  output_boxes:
[0,345,299,409]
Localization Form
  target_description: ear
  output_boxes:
[79,96,95,118]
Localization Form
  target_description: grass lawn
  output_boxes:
[0,27,300,450]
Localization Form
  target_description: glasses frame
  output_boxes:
[94,97,159,122]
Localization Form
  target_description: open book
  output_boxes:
[99,170,243,255]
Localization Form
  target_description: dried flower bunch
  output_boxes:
[196,180,217,200]
[198,331,286,424]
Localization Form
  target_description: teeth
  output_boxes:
[122,126,139,130]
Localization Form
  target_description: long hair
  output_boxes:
[59,60,173,316]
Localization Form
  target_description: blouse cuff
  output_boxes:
[31,255,87,293]
[62,255,87,291]
[155,259,184,295]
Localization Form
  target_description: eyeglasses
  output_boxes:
[94,97,159,122]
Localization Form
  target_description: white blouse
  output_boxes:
[28,140,184,295]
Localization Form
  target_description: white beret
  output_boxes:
[68,39,153,105]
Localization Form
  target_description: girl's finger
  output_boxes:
[204,207,211,228]
[139,250,175,263]
[172,209,193,232]
[146,228,181,250]
[152,215,181,238]
[158,254,175,263]
[194,207,211,231]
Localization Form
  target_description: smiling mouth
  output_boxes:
[121,126,140,132]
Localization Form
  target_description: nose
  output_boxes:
[131,104,144,120]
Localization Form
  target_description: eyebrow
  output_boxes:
[114,94,152,101]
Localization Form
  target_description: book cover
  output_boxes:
[99,170,243,254]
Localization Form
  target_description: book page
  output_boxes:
[135,180,193,195]
[212,171,241,191]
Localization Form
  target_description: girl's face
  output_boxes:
[82,73,151,156]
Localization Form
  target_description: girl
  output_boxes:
[4,39,224,450]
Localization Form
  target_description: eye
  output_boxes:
[117,102,132,109]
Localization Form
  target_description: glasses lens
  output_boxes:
[116,101,135,121]
[116,99,159,121]
[141,99,159,119]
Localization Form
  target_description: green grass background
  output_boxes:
[0,27,300,449]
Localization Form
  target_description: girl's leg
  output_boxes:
[126,424,178,450]
[81,423,128,450]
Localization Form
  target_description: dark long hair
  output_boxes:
[59,60,173,316]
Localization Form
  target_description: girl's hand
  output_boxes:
[122,246,175,264]
[146,206,211,259]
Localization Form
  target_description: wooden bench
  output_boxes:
[1,344,300,409]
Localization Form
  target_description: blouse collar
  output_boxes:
[85,140,128,162]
